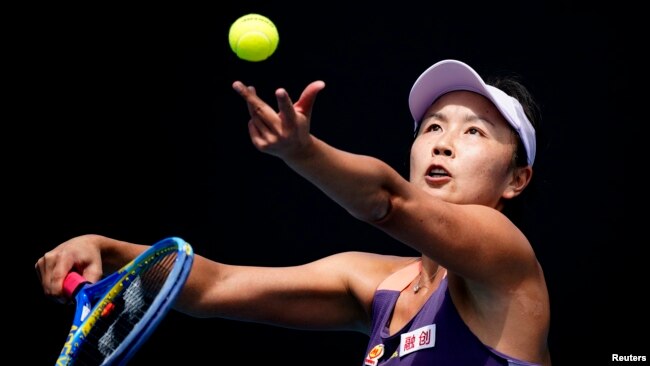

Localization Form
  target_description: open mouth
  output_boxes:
[427,165,450,178]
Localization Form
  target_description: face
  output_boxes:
[409,91,521,209]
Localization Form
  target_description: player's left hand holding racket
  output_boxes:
[49,236,194,366]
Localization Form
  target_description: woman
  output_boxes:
[36,59,551,365]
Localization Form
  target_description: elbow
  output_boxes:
[350,191,394,224]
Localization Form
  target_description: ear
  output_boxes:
[502,166,533,199]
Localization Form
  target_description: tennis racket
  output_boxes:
[56,236,194,366]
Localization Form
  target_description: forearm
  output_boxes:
[285,136,405,222]
[95,235,222,316]
[172,254,226,316]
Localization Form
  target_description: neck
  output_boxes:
[420,257,441,278]
[413,258,442,294]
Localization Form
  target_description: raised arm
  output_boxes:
[232,81,538,287]
[232,81,404,223]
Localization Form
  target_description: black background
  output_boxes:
[16,2,641,365]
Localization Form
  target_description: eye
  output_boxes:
[467,127,482,135]
[425,123,441,133]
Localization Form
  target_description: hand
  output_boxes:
[35,234,104,303]
[232,80,326,160]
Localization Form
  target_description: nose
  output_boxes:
[430,129,455,157]
[432,143,453,157]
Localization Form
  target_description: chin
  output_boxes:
[422,187,447,200]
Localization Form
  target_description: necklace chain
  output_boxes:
[412,266,441,293]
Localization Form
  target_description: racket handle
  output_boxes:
[63,272,89,298]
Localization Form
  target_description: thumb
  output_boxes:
[294,80,326,119]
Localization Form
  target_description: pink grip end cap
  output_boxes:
[63,272,88,298]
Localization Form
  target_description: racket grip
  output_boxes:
[63,272,89,298]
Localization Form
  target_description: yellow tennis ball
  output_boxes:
[228,13,279,62]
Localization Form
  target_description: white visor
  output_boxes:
[409,59,536,165]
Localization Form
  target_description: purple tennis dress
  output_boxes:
[362,262,540,366]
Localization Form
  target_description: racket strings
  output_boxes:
[73,250,178,366]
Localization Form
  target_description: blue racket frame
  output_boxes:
[56,237,194,366]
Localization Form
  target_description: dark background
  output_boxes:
[16,2,640,365]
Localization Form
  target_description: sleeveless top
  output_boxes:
[362,261,540,366]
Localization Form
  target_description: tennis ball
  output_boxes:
[228,13,279,62]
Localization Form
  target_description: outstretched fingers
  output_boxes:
[233,80,326,157]
[294,81,326,119]
[275,88,296,131]
[233,81,281,134]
